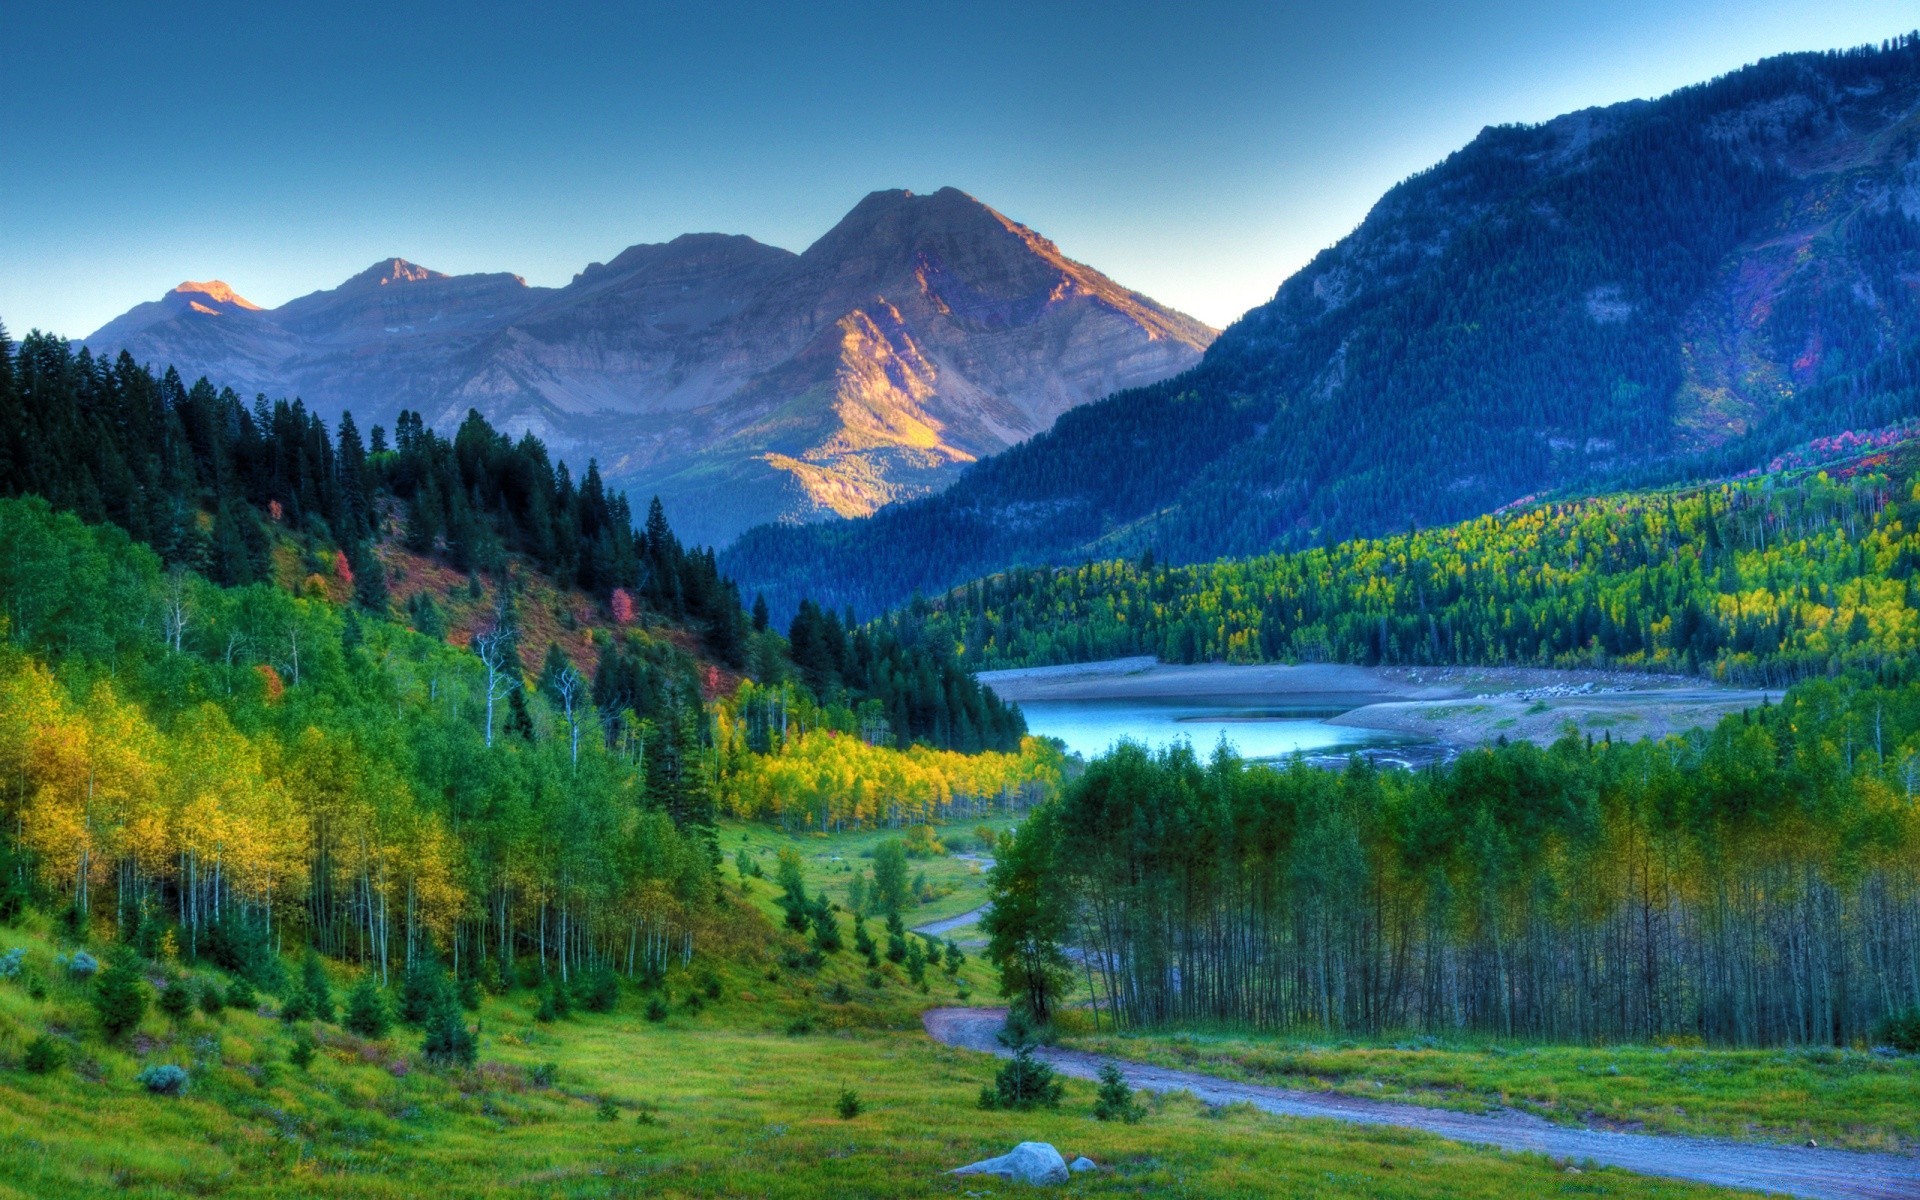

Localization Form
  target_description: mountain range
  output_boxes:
[723,39,1920,620]
[79,188,1214,547]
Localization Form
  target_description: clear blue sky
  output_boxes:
[3,2,1913,338]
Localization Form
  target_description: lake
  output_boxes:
[1014,697,1411,762]
[977,658,1457,767]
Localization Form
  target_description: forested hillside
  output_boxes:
[727,36,1920,620]
[882,427,1920,686]
[0,325,1024,756]
[0,315,1060,1030]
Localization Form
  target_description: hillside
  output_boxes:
[875,423,1920,685]
[75,189,1214,546]
[724,37,1920,621]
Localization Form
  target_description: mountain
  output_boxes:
[721,37,1920,621]
[78,189,1213,546]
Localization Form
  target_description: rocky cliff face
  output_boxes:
[81,189,1214,545]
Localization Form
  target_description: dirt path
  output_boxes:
[912,856,993,939]
[922,1008,1920,1200]
[912,905,988,938]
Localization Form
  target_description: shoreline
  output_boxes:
[980,658,1774,752]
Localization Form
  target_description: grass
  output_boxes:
[0,920,1772,1200]
[721,818,1009,927]
[1059,1026,1920,1152]
[0,820,1847,1198]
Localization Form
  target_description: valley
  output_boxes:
[10,24,1920,1200]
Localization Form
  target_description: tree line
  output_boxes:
[884,442,1920,686]
[0,324,1020,755]
[986,673,1920,1047]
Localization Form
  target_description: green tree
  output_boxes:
[343,973,391,1038]
[91,949,148,1041]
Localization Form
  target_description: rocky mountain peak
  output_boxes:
[347,258,448,288]
[170,280,261,311]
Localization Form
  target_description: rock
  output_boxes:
[1069,1156,1097,1173]
[950,1141,1070,1185]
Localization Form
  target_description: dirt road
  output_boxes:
[922,1007,1920,1200]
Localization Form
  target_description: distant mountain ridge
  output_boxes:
[722,36,1920,621]
[78,188,1214,546]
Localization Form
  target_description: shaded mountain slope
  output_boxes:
[722,36,1920,621]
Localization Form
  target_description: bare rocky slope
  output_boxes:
[80,188,1213,546]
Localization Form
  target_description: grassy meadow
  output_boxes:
[0,823,1892,1199]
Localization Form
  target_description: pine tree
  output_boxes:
[344,973,391,1039]
[422,992,477,1067]
[91,949,148,1042]
[302,953,335,1023]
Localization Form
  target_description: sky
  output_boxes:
[3,1,1915,338]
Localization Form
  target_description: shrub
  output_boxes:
[902,824,944,858]
[0,946,24,980]
[92,949,148,1041]
[225,974,256,1010]
[580,969,620,1013]
[979,1043,1064,1111]
[824,981,852,1004]
[344,974,391,1039]
[458,974,482,1012]
[534,989,558,1023]
[644,995,669,1023]
[23,1034,62,1074]
[1884,1006,1920,1054]
[1092,1063,1145,1123]
[943,940,964,976]
[67,951,99,979]
[785,1014,814,1036]
[596,1097,620,1121]
[288,1030,315,1070]
[158,976,197,1024]
[529,1061,558,1087]
[836,1086,862,1119]
[199,981,226,1016]
[136,1064,190,1096]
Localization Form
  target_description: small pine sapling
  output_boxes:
[344,973,392,1039]
[1092,1063,1145,1123]
[158,976,197,1024]
[301,953,335,1023]
[91,949,149,1042]
[836,1086,862,1119]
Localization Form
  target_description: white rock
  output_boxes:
[950,1141,1070,1185]
[1069,1156,1096,1173]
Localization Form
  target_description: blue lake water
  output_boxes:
[1015,697,1407,762]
